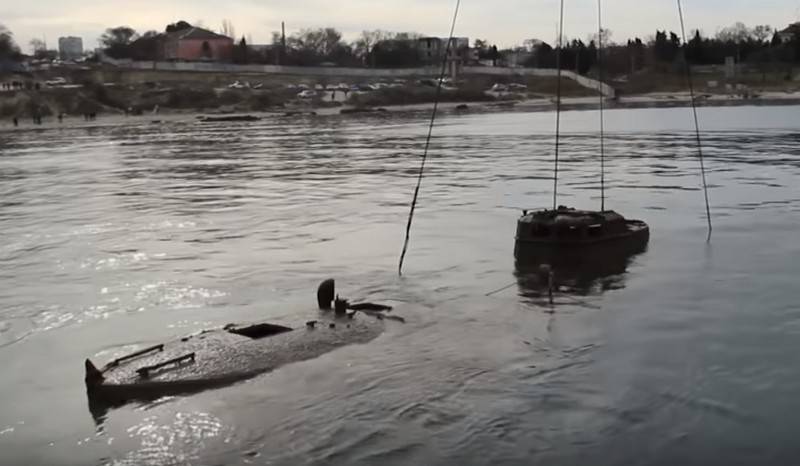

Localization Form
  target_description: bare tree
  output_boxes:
[752,25,773,43]
[716,22,752,43]
[716,22,753,62]
[589,28,613,47]
[523,38,544,52]
[221,20,236,39]
[290,28,343,58]
[353,29,393,65]
[29,38,46,54]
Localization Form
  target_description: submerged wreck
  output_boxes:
[198,114,261,122]
[85,280,394,417]
[514,207,650,265]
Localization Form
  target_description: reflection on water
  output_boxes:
[515,242,648,302]
[1,106,800,465]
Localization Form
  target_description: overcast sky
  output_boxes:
[2,0,799,53]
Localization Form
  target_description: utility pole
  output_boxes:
[280,21,287,66]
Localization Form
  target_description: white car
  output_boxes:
[46,77,67,87]
[490,83,509,92]
[297,90,318,99]
[228,80,247,89]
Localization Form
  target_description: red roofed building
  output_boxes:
[163,27,234,61]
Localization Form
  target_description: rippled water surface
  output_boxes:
[1,106,800,465]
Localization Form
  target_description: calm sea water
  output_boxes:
[1,105,799,466]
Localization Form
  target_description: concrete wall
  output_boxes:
[102,57,439,77]
[99,56,614,96]
[462,67,615,98]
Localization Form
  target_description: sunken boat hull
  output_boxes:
[86,318,383,410]
[514,207,650,267]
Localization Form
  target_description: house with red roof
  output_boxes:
[163,27,234,62]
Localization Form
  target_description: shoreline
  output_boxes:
[2,93,800,131]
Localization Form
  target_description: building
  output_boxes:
[417,37,470,64]
[58,36,83,61]
[162,27,234,61]
[501,49,534,68]
[778,22,800,43]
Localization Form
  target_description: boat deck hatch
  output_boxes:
[226,323,294,340]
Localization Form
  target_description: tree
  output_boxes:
[166,21,192,33]
[534,42,556,68]
[653,30,680,63]
[129,30,162,60]
[371,39,423,68]
[100,26,138,58]
[287,27,349,65]
[716,22,752,44]
[590,28,613,47]
[685,30,707,64]
[752,25,773,43]
[0,24,20,60]
[29,38,46,55]
[522,38,543,52]
[626,37,646,72]
[716,22,753,63]
[771,31,783,47]
[490,45,499,66]
[233,37,248,64]
[353,30,392,65]
[221,19,235,39]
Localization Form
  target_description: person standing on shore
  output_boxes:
[12,117,18,127]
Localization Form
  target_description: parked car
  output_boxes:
[508,83,528,91]
[45,77,67,87]
[490,83,509,92]
[228,80,248,89]
[297,90,318,99]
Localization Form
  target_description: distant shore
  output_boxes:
[3,91,800,131]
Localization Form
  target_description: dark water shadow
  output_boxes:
[515,241,649,302]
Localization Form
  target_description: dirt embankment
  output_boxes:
[2,66,607,120]
[0,83,303,119]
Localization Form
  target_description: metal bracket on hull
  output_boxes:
[106,344,165,369]
[136,352,196,378]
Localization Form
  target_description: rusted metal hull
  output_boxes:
[515,220,649,264]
